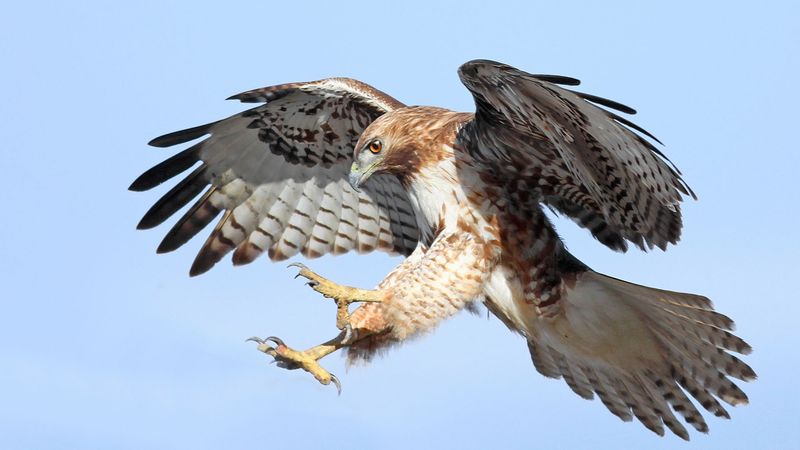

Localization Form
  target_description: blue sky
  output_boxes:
[1,1,798,449]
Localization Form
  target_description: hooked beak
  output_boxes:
[348,162,368,192]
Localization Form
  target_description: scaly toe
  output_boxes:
[252,337,340,391]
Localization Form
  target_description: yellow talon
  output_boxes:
[251,264,382,393]
[288,263,383,332]
[248,336,342,394]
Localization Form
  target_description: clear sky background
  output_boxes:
[1,1,798,449]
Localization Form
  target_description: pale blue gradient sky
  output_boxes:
[1,1,798,449]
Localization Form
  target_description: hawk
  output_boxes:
[131,60,754,439]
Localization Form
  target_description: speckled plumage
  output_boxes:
[133,60,754,440]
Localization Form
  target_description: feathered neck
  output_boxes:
[402,148,465,245]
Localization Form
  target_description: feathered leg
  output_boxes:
[251,232,495,391]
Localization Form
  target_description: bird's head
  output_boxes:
[349,134,388,192]
[349,110,417,192]
[349,107,457,191]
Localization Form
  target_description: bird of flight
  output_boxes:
[131,60,754,439]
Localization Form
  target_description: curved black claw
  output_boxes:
[265,336,285,347]
[246,336,285,347]
[341,324,353,345]
[329,374,342,395]
[249,334,342,393]
[288,262,308,279]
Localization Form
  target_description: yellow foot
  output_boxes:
[288,263,382,340]
[247,336,342,394]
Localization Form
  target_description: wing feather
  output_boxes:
[133,78,419,275]
[458,59,694,251]
[136,165,208,230]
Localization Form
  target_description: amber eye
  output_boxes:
[368,140,382,154]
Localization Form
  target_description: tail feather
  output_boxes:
[631,374,683,438]
[675,368,731,418]
[652,320,756,382]
[584,367,634,422]
[557,355,594,399]
[651,373,709,433]
[524,270,754,440]
[644,298,735,330]
[650,325,750,406]
[658,307,752,354]
[527,339,562,379]
[616,376,665,434]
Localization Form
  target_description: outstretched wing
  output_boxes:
[131,78,419,276]
[458,60,695,251]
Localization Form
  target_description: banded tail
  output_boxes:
[526,271,754,440]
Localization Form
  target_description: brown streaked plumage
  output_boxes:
[353,107,473,188]
[132,60,754,440]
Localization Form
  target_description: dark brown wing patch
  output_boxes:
[458,59,694,251]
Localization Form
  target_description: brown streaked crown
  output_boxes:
[355,106,473,175]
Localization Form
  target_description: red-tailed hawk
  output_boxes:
[131,60,754,439]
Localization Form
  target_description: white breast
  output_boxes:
[404,153,464,243]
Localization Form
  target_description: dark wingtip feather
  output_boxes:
[188,226,229,276]
[129,145,201,192]
[682,182,698,201]
[189,258,214,277]
[460,60,581,86]
[148,122,215,147]
[190,250,223,276]
[227,84,300,103]
[532,74,581,86]
[573,90,637,115]
[136,166,207,230]
[155,242,174,254]
[607,112,664,145]
[226,92,258,102]
[155,188,221,254]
